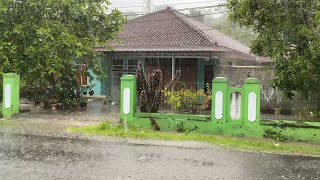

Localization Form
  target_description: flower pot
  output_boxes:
[82,91,87,95]
[89,90,94,96]
[80,101,87,108]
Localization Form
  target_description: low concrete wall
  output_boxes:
[121,75,320,143]
[214,66,314,114]
[134,113,320,143]
[214,65,274,87]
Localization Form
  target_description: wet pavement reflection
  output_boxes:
[0,132,319,180]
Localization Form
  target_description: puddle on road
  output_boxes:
[0,132,104,162]
[17,100,120,122]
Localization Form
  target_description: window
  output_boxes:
[112,59,124,71]
[128,59,139,70]
[112,59,124,90]
[111,59,138,90]
[78,64,88,86]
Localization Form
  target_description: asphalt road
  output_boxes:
[0,132,319,180]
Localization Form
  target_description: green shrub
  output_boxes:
[298,108,320,119]
[164,88,211,112]
[63,98,81,109]
[263,128,287,141]
[175,120,185,132]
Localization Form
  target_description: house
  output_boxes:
[92,7,267,102]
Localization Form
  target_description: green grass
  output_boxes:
[67,122,320,157]
[0,119,11,126]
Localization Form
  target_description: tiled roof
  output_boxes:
[102,7,258,60]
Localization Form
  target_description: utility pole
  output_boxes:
[144,0,151,14]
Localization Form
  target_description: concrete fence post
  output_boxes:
[243,78,261,125]
[212,77,228,123]
[120,75,137,122]
[2,73,20,118]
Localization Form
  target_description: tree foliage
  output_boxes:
[210,14,255,46]
[0,0,125,106]
[228,0,320,98]
[188,10,205,22]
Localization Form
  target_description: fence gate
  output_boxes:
[212,77,261,125]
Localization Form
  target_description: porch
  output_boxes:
[99,51,227,103]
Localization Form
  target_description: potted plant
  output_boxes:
[80,86,88,95]
[80,100,87,108]
[89,84,95,96]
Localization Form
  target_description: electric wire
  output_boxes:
[112,0,226,9]
[125,11,230,25]
[122,4,228,16]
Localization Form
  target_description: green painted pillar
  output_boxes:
[243,78,261,125]
[2,73,20,118]
[120,75,137,122]
[211,77,228,123]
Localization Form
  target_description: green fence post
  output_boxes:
[212,77,228,123]
[120,75,137,122]
[2,73,20,118]
[243,78,261,125]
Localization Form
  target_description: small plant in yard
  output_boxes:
[136,61,180,131]
[298,107,320,120]
[63,98,81,109]
[88,84,96,96]
[263,128,287,141]
[175,120,185,132]
[203,83,212,110]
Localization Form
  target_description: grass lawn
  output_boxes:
[0,119,11,126]
[67,122,320,157]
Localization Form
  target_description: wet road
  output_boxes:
[0,133,319,180]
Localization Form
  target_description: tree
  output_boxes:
[210,14,255,46]
[136,61,180,131]
[0,0,125,107]
[188,10,204,22]
[228,0,320,98]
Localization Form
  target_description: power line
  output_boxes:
[122,4,227,16]
[144,0,151,14]
[124,11,230,25]
[112,0,225,9]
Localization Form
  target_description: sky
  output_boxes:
[109,0,227,14]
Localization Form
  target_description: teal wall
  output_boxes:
[84,54,113,97]
[88,69,102,95]
[196,58,218,90]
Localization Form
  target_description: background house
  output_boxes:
[92,7,268,102]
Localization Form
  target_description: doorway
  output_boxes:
[204,65,214,93]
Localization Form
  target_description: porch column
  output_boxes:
[171,55,175,91]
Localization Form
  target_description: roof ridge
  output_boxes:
[171,9,251,53]
[171,9,216,45]
[127,7,172,23]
